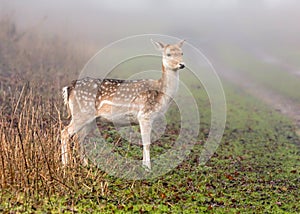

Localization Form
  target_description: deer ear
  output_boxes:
[177,39,185,48]
[151,39,165,51]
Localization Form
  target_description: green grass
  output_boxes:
[1,83,299,213]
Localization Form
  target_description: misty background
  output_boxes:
[1,0,300,122]
[2,0,300,50]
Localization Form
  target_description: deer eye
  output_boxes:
[181,53,183,56]
[166,53,171,57]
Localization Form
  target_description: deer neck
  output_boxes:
[160,65,179,101]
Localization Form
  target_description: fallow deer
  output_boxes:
[61,40,185,170]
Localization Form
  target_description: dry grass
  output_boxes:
[0,16,109,203]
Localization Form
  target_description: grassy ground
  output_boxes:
[0,18,299,213]
[1,83,299,213]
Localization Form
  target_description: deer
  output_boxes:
[61,40,185,170]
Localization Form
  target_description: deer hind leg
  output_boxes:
[77,122,94,166]
[138,117,152,170]
[61,127,70,166]
[61,117,95,166]
[61,119,79,166]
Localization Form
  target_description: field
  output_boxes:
[0,18,299,213]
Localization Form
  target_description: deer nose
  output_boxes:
[179,63,185,69]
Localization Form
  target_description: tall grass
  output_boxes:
[0,17,108,203]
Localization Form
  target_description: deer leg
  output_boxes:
[61,127,70,166]
[61,117,94,166]
[61,119,78,166]
[77,122,94,166]
[139,118,152,170]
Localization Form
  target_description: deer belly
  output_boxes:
[100,112,138,125]
[96,101,139,125]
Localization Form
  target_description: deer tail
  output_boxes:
[62,86,72,119]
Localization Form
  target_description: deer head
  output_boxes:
[152,40,185,71]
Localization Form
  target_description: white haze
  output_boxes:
[1,0,300,82]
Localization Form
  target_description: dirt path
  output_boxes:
[201,42,300,134]
[250,48,300,77]
[220,68,300,136]
[234,47,300,130]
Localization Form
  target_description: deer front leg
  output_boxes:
[139,118,152,170]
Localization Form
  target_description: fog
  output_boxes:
[3,0,300,47]
[1,0,300,117]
